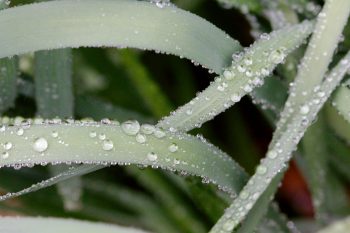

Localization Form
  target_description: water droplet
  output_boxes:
[1,152,9,159]
[51,131,58,138]
[256,165,267,174]
[16,128,24,136]
[89,131,97,138]
[141,124,155,135]
[223,220,235,231]
[121,120,140,136]
[267,151,277,159]
[268,48,285,64]
[102,139,114,151]
[168,143,178,152]
[3,142,12,150]
[237,65,246,73]
[99,133,106,140]
[230,94,241,103]
[300,105,310,114]
[136,134,146,144]
[223,70,234,80]
[33,137,48,152]
[239,190,249,199]
[244,57,253,66]
[147,152,158,162]
[154,128,166,138]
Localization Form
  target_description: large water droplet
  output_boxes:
[33,137,48,152]
[121,120,140,136]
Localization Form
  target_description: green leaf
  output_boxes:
[332,84,350,124]
[0,216,151,233]
[318,217,350,233]
[34,49,73,118]
[0,119,247,200]
[158,21,313,132]
[0,57,17,114]
[0,0,240,74]
[210,49,350,233]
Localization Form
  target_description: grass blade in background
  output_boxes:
[35,49,73,118]
[34,48,83,211]
[318,217,350,233]
[0,57,17,114]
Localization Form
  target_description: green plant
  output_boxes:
[0,0,350,232]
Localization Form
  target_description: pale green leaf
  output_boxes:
[0,0,240,74]
[0,216,150,233]
[158,21,313,132]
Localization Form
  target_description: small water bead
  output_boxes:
[102,139,114,151]
[51,131,58,138]
[237,64,246,73]
[256,165,267,175]
[98,133,106,140]
[168,143,178,153]
[300,105,310,114]
[3,142,12,150]
[154,128,166,138]
[186,109,193,115]
[121,120,140,136]
[223,70,233,80]
[33,137,48,152]
[243,85,252,92]
[267,150,278,159]
[89,131,97,138]
[1,152,9,159]
[16,128,24,136]
[141,124,155,135]
[222,220,236,232]
[230,94,241,103]
[217,84,225,92]
[244,57,253,66]
[268,49,286,64]
[136,134,146,144]
[239,190,249,199]
[147,152,158,162]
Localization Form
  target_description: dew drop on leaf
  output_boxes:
[33,137,48,152]
[102,139,114,151]
[168,143,178,153]
[121,120,140,136]
[147,152,158,162]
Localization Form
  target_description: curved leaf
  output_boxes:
[0,0,240,73]
[158,21,313,132]
[0,119,247,201]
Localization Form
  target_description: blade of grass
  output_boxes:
[0,216,151,233]
[318,217,350,233]
[0,0,241,74]
[210,48,350,233]
[158,21,313,132]
[0,119,247,200]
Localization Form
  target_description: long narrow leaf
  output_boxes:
[0,217,150,233]
[0,0,240,74]
[158,21,313,132]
